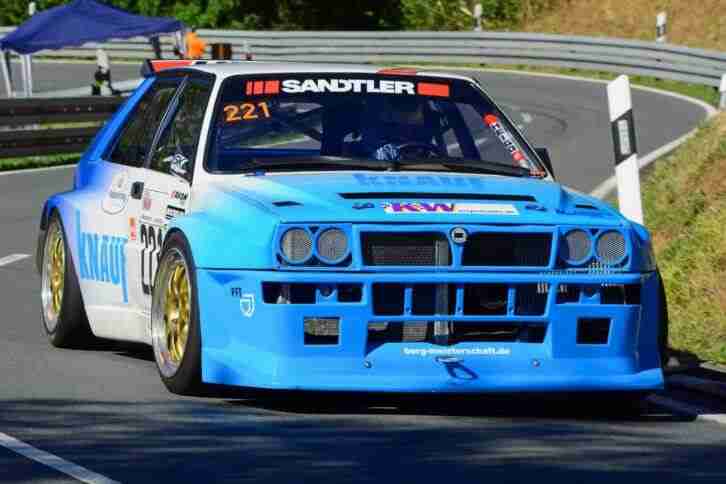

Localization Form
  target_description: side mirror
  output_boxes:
[535,147,555,179]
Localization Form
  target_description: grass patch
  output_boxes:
[522,0,726,53]
[0,154,80,172]
[643,112,726,364]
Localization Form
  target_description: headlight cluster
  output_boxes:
[279,226,350,266]
[560,228,627,267]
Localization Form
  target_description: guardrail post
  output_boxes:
[0,50,12,98]
[656,12,667,43]
[720,74,726,110]
[607,75,644,224]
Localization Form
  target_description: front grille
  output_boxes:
[462,233,552,267]
[362,232,451,266]
[367,321,547,346]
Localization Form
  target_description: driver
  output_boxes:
[359,96,439,161]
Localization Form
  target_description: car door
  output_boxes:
[129,75,213,317]
[78,78,181,342]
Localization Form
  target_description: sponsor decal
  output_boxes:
[102,172,129,214]
[352,202,375,210]
[231,287,255,317]
[483,114,528,166]
[240,293,255,317]
[280,79,416,95]
[129,217,137,242]
[353,173,485,189]
[76,210,128,303]
[384,202,454,213]
[402,347,511,357]
[165,153,190,177]
[165,205,185,220]
[142,190,152,211]
[170,190,189,203]
[383,202,518,215]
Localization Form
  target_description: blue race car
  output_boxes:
[37,60,668,396]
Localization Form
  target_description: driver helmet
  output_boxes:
[360,96,434,158]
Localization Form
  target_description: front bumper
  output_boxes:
[196,269,664,393]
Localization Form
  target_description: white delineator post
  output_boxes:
[656,12,667,43]
[0,50,12,97]
[473,3,483,32]
[607,75,644,224]
[720,74,726,110]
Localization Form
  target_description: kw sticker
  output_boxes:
[76,210,128,303]
[383,202,518,215]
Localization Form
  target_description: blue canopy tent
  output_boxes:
[0,0,184,96]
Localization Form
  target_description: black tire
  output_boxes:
[657,272,670,368]
[40,213,95,348]
[151,231,203,395]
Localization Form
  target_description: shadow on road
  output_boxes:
[0,393,722,484]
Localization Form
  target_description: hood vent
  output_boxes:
[273,201,302,207]
[340,192,536,202]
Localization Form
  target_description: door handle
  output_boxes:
[130,181,144,200]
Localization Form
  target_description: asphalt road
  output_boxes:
[1,63,724,483]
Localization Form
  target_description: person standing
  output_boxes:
[184,28,206,60]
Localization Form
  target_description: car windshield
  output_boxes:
[206,73,543,175]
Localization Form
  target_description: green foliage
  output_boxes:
[400,0,557,30]
[1,0,564,31]
[400,0,471,31]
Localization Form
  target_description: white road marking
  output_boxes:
[648,395,726,426]
[521,112,533,124]
[0,432,120,484]
[0,164,75,177]
[0,253,30,267]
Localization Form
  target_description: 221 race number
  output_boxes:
[224,102,271,123]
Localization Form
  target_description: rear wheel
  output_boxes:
[151,232,203,395]
[40,213,94,348]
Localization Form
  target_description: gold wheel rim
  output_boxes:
[163,261,190,365]
[47,226,65,317]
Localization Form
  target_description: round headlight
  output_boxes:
[562,229,592,264]
[280,228,312,263]
[316,228,348,263]
[596,230,626,265]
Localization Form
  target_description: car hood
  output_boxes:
[200,171,625,226]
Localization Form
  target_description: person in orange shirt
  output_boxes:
[184,28,206,60]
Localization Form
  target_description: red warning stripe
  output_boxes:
[149,60,194,72]
[377,68,418,76]
[484,114,499,126]
[417,82,450,97]
[245,79,281,96]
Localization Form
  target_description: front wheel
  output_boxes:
[151,232,203,395]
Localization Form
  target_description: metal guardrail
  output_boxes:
[0,96,124,158]
[2,26,726,89]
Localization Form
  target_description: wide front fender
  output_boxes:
[166,211,278,270]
